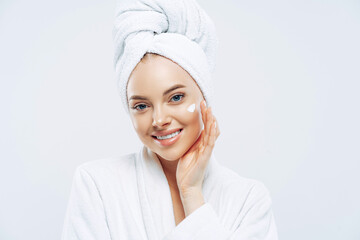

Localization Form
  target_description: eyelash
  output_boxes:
[131,93,185,112]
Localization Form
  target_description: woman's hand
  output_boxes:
[176,100,220,199]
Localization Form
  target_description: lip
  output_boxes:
[152,128,183,137]
[152,129,183,147]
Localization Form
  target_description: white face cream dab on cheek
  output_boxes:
[187,103,196,113]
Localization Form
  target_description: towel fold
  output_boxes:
[112,0,219,113]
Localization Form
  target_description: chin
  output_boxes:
[153,145,188,161]
[144,138,193,161]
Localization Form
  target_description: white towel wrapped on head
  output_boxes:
[112,0,219,113]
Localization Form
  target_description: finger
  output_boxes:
[213,115,220,138]
[206,119,216,148]
[209,121,216,148]
[203,108,213,151]
[200,100,207,127]
[205,107,213,138]
[199,101,206,146]
[199,121,216,168]
[198,129,206,151]
[200,102,208,139]
[206,113,217,151]
[203,108,210,147]
[200,128,207,151]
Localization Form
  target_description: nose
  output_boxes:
[152,105,171,128]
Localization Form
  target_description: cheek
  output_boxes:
[131,115,149,136]
[175,102,203,129]
[187,103,196,113]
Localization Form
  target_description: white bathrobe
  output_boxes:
[61,145,278,240]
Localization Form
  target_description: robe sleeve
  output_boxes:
[162,182,278,240]
[162,203,231,240]
[231,182,278,240]
[61,166,112,240]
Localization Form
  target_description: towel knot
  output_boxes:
[113,0,218,113]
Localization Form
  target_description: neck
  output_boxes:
[155,153,179,189]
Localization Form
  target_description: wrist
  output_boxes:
[180,188,205,217]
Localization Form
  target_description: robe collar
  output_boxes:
[135,144,219,240]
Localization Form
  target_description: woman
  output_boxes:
[61,0,278,239]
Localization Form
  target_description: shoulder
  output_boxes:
[215,165,272,205]
[74,152,137,182]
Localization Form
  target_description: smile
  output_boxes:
[152,129,183,146]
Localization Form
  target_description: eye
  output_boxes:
[170,94,185,102]
[132,104,148,111]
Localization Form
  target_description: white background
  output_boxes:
[1,0,359,239]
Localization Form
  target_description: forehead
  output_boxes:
[127,54,197,97]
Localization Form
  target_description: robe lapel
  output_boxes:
[135,145,175,240]
[135,145,219,240]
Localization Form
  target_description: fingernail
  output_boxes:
[204,101,207,107]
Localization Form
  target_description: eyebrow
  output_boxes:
[129,84,186,101]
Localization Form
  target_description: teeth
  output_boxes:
[156,130,181,140]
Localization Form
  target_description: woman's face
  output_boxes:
[127,53,205,161]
